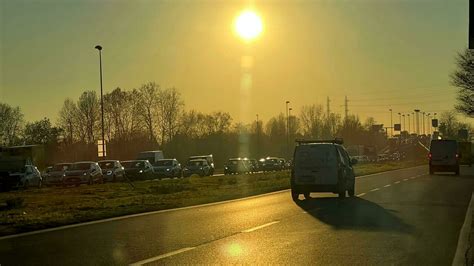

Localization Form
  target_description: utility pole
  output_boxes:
[422,112,425,135]
[344,96,348,121]
[402,114,405,132]
[414,110,420,135]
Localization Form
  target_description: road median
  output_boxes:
[0,160,424,236]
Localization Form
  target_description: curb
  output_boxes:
[453,192,474,266]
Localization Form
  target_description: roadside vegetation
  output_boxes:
[0,160,424,236]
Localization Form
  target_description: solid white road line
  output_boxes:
[130,247,196,266]
[383,184,391,188]
[370,188,380,192]
[452,192,474,266]
[242,221,280,233]
[357,193,366,197]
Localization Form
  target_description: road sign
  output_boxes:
[97,140,107,157]
[432,119,438,128]
[394,124,401,131]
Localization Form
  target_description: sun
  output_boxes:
[234,10,263,42]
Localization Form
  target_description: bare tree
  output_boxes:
[58,98,78,144]
[138,82,160,143]
[158,87,184,144]
[300,104,324,138]
[451,49,474,117]
[76,91,100,144]
[0,102,24,146]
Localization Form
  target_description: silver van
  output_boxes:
[291,139,357,201]
[429,140,460,175]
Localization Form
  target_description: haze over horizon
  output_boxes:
[0,0,471,127]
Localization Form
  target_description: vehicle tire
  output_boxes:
[23,180,29,190]
[38,179,43,189]
[429,167,434,175]
[337,172,346,199]
[88,177,93,185]
[291,190,299,201]
[455,166,460,176]
[348,183,355,197]
[303,192,311,200]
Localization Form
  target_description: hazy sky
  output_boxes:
[0,0,470,128]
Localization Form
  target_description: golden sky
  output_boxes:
[0,0,470,126]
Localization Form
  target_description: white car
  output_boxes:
[291,139,357,201]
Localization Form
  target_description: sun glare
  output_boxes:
[234,10,263,41]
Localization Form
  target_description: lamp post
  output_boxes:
[286,101,290,158]
[256,114,259,158]
[407,114,411,133]
[94,45,105,158]
[402,114,406,132]
[426,113,431,135]
[289,107,293,141]
[389,109,393,137]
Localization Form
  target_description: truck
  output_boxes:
[137,150,164,165]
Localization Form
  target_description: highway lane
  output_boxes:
[0,165,472,265]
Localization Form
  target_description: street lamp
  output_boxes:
[402,114,406,132]
[94,45,105,158]
[426,113,431,135]
[286,101,290,157]
[256,114,259,158]
[389,109,393,137]
[407,114,411,133]
[422,112,425,135]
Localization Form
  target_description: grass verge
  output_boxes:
[0,160,425,236]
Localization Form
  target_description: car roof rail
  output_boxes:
[295,138,344,145]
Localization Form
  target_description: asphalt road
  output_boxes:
[0,165,473,265]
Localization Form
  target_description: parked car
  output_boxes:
[63,161,103,186]
[121,160,154,180]
[224,158,250,175]
[183,159,211,177]
[0,157,42,191]
[152,159,182,179]
[98,160,126,182]
[429,139,460,175]
[247,158,259,172]
[261,157,282,172]
[137,150,164,165]
[291,139,357,201]
[43,163,71,186]
[188,155,214,175]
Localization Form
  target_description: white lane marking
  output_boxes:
[410,176,416,179]
[357,193,366,197]
[213,174,224,177]
[370,188,380,192]
[395,181,401,184]
[130,247,196,266]
[452,192,474,266]
[403,178,409,181]
[383,184,391,188]
[242,221,280,233]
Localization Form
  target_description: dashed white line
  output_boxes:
[403,178,409,181]
[395,181,401,184]
[410,176,416,179]
[383,184,391,188]
[357,193,366,197]
[242,221,280,233]
[370,188,380,192]
[130,247,196,266]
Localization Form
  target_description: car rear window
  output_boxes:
[294,144,337,168]
[430,140,457,155]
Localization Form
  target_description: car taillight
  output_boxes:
[455,153,459,158]
[428,153,432,159]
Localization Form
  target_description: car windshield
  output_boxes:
[69,163,91,171]
[122,161,145,169]
[188,160,205,167]
[2,1,474,264]
[154,160,173,166]
[98,162,114,169]
[52,164,70,171]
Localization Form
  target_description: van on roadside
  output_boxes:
[429,139,460,175]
